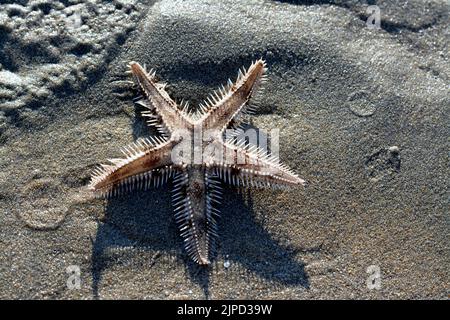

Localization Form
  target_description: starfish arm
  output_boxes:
[172,167,222,265]
[129,62,192,134]
[89,137,179,197]
[199,59,267,132]
[213,141,305,188]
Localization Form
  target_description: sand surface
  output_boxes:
[0,0,448,299]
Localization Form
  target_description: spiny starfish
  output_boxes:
[89,59,305,265]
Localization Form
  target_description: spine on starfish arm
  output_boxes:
[214,138,305,189]
[172,167,222,265]
[128,61,193,133]
[197,59,268,131]
[89,137,176,198]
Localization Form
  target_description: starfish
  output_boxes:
[89,59,305,265]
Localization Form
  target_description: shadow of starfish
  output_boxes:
[90,184,310,299]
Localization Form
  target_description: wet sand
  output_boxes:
[0,0,448,299]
